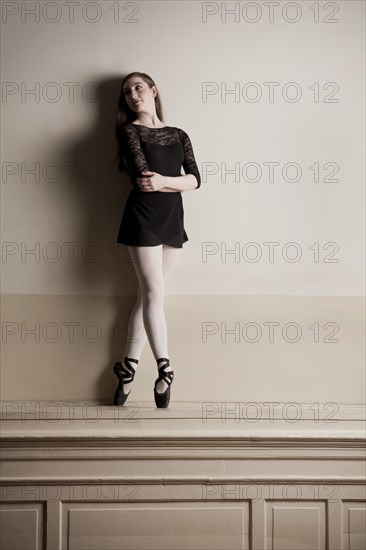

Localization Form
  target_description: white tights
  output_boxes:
[123,244,181,392]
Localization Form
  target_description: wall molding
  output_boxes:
[1,401,365,548]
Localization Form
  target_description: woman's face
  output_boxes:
[123,77,157,114]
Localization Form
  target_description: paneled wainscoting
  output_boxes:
[0,401,365,550]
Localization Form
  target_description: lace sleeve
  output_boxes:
[119,124,150,187]
[178,129,201,189]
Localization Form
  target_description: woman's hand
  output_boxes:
[137,171,166,192]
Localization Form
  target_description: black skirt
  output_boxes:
[117,187,188,248]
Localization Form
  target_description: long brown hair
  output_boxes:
[115,72,164,173]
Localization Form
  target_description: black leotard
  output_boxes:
[116,123,201,248]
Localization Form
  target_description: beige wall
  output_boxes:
[1,2,365,403]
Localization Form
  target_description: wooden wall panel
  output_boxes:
[0,402,365,549]
[266,502,325,550]
[0,504,44,550]
[342,503,366,550]
[62,502,249,550]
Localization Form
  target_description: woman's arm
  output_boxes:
[118,125,150,188]
[158,129,201,192]
[135,127,201,193]
[161,174,198,192]
[138,172,197,192]
[149,128,200,193]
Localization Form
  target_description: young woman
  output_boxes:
[114,71,201,408]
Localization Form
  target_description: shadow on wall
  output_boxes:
[48,75,138,399]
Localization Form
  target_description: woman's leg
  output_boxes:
[121,244,181,393]
[124,244,181,358]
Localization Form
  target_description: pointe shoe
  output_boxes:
[113,357,138,406]
[153,358,174,408]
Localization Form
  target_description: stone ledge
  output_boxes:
[1,401,365,442]
[1,401,365,420]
